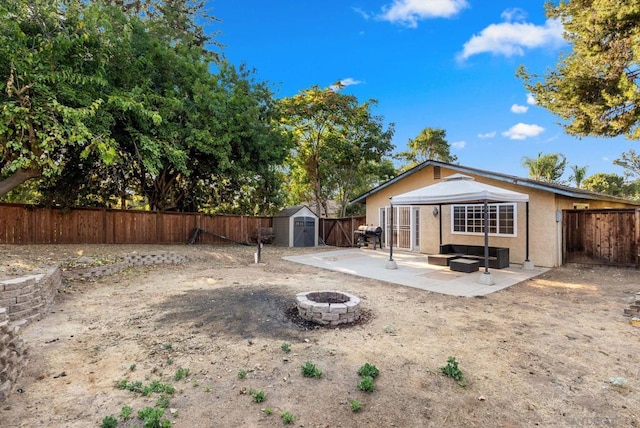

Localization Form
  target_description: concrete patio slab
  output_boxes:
[283,248,549,297]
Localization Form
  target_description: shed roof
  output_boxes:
[273,205,317,218]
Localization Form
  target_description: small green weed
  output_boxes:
[173,367,190,381]
[166,358,174,365]
[101,415,118,428]
[129,364,137,372]
[440,356,467,387]
[357,363,380,378]
[301,361,323,378]
[249,388,266,403]
[350,399,363,412]
[281,411,295,425]
[358,376,375,393]
[192,379,199,387]
[120,405,133,420]
[237,369,247,379]
[163,343,173,350]
[205,386,212,392]
[263,407,273,415]
[281,342,291,352]
[137,406,171,428]
[156,394,170,409]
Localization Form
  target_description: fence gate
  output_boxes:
[563,209,640,267]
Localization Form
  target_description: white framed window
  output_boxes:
[451,203,517,237]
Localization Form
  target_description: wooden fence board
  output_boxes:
[320,216,366,247]
[564,209,639,267]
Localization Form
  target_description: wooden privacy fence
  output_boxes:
[319,216,366,247]
[563,209,640,268]
[0,203,271,245]
[0,203,365,247]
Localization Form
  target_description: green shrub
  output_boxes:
[301,361,323,378]
[350,399,363,412]
[358,376,375,393]
[101,415,118,428]
[440,356,467,387]
[281,411,295,425]
[357,363,380,378]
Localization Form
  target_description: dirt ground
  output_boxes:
[1,244,640,428]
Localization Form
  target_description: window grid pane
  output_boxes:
[452,203,515,236]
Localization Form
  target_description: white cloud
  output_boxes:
[378,0,468,28]
[451,140,466,149]
[330,78,363,91]
[458,17,564,60]
[478,131,496,139]
[500,8,527,22]
[502,123,544,140]
[526,93,537,105]
[353,7,371,20]
[510,104,528,114]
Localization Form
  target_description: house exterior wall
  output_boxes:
[363,165,637,268]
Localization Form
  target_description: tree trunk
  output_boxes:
[0,168,41,198]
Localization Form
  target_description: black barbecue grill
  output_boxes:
[355,225,383,250]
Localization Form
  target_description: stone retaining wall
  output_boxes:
[62,251,187,281]
[0,251,187,402]
[0,307,28,401]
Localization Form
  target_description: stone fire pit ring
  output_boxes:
[295,290,361,326]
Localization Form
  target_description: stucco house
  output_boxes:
[351,160,640,268]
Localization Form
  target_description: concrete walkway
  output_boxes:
[283,248,549,297]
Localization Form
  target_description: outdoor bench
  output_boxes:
[438,244,509,269]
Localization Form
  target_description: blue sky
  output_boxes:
[208,0,635,181]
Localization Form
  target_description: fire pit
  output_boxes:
[295,290,361,326]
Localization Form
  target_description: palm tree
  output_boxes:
[568,165,588,188]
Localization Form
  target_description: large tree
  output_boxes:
[395,127,457,170]
[280,85,394,217]
[518,0,640,139]
[582,172,626,196]
[0,0,118,197]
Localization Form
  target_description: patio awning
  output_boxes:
[390,173,529,205]
[387,174,530,285]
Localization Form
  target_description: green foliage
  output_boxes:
[263,407,273,415]
[281,342,291,352]
[301,361,323,378]
[249,388,266,403]
[357,363,380,378]
[173,367,190,381]
[279,84,394,217]
[518,0,640,139]
[614,149,640,179]
[440,356,467,387]
[156,394,170,409]
[521,152,567,183]
[120,406,133,420]
[280,411,295,425]
[137,407,171,428]
[395,127,457,170]
[582,173,626,196]
[130,364,137,372]
[568,165,588,188]
[358,376,376,393]
[237,370,247,379]
[101,415,118,428]
[350,399,363,412]
[118,379,174,395]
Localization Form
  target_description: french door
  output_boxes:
[379,206,420,251]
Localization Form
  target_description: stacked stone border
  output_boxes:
[0,251,186,402]
[296,290,361,326]
[624,291,640,325]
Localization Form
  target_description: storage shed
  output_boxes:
[272,205,319,247]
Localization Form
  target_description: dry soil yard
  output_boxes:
[1,244,639,427]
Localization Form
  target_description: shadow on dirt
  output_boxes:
[155,286,319,341]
